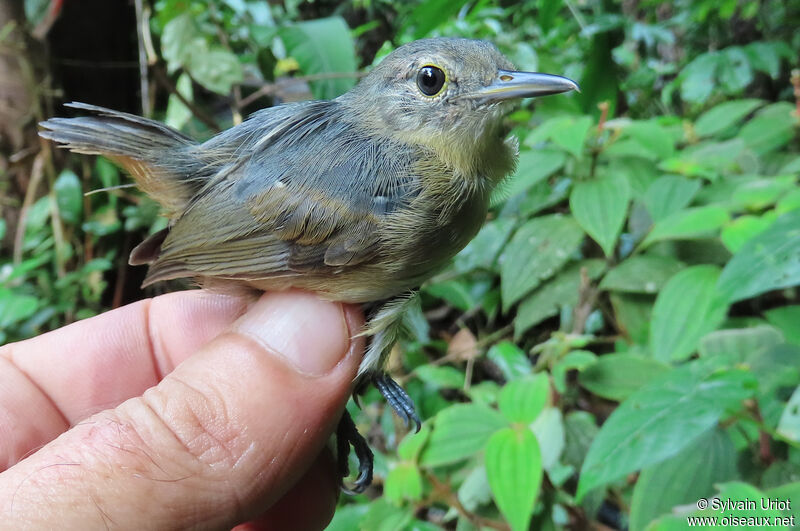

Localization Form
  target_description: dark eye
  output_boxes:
[416,65,446,96]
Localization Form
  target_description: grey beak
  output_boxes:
[468,70,580,104]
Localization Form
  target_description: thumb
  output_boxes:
[0,291,364,529]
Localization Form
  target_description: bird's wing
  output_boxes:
[142,101,420,286]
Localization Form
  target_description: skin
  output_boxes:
[0,290,364,530]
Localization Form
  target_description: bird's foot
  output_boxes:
[336,409,374,494]
[373,372,421,432]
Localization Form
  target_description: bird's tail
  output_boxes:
[39,102,201,215]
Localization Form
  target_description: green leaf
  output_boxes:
[453,218,515,273]
[680,52,720,103]
[160,14,203,72]
[515,260,606,338]
[486,427,543,531]
[420,404,508,467]
[325,504,368,531]
[576,360,756,501]
[384,462,423,504]
[498,374,549,424]
[578,353,670,401]
[698,325,785,361]
[650,265,729,362]
[0,289,38,329]
[629,428,738,531]
[552,350,597,394]
[643,176,701,222]
[424,280,475,312]
[500,214,585,310]
[737,102,796,155]
[551,116,594,158]
[280,17,357,99]
[397,424,430,462]
[641,205,730,248]
[500,149,566,200]
[720,214,774,253]
[717,210,800,302]
[625,121,675,160]
[486,342,533,381]
[530,407,565,472]
[599,255,684,294]
[402,0,471,38]
[362,498,413,531]
[694,99,764,138]
[744,41,791,78]
[189,48,243,95]
[570,173,630,256]
[610,293,653,345]
[53,170,83,224]
[718,46,753,93]
[165,73,193,130]
[732,176,796,211]
[458,465,492,512]
[778,385,800,442]
[765,305,800,346]
[563,411,599,472]
[414,365,465,390]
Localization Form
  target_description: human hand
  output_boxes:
[0,290,364,530]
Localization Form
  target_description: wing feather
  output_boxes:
[141,100,420,287]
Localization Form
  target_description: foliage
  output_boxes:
[4,0,800,529]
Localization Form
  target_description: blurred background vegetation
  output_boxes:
[2,0,800,529]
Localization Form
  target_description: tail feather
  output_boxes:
[39,102,200,215]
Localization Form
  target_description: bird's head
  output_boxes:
[340,38,578,178]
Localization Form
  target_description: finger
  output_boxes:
[233,448,340,531]
[0,291,364,529]
[0,290,251,469]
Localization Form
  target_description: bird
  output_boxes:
[39,37,578,493]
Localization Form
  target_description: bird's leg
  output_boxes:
[373,372,421,431]
[337,294,421,492]
[336,410,373,494]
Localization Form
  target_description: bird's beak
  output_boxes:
[466,70,580,104]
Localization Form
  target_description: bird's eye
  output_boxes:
[416,65,446,96]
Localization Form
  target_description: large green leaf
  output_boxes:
[280,17,357,99]
[694,99,764,138]
[498,374,549,424]
[599,255,684,294]
[717,210,800,302]
[765,305,800,346]
[550,116,594,158]
[500,215,585,310]
[778,385,800,442]
[578,353,670,401]
[570,173,630,256]
[515,260,606,338]
[419,404,507,467]
[576,360,756,501]
[643,176,701,222]
[650,265,729,362]
[698,325,785,361]
[610,293,653,344]
[53,170,83,225]
[384,463,423,504]
[160,14,242,95]
[737,102,796,155]
[628,428,738,531]
[486,342,533,381]
[0,289,38,330]
[453,218,516,274]
[486,427,543,531]
[500,149,566,200]
[641,206,730,247]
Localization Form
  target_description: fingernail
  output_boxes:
[233,291,350,376]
